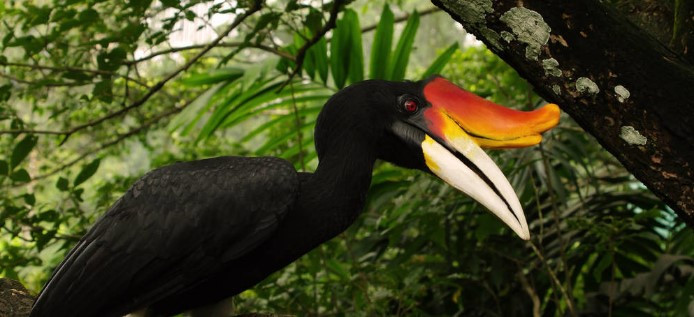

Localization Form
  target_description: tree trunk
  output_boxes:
[431,0,694,225]
[0,278,291,317]
[0,278,34,317]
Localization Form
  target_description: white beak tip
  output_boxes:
[507,221,530,240]
[517,230,530,240]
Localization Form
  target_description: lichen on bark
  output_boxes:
[436,0,493,25]
[576,77,600,95]
[615,85,630,102]
[542,58,562,77]
[501,31,515,43]
[499,7,551,60]
[620,126,648,145]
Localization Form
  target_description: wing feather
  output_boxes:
[31,156,297,317]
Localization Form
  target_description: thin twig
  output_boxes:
[538,142,577,315]
[125,42,294,64]
[529,242,576,316]
[0,2,261,138]
[360,7,440,33]
[517,268,542,317]
[1,61,151,88]
[19,97,196,185]
[124,7,439,68]
[279,0,345,91]
[0,71,33,84]
[4,61,120,76]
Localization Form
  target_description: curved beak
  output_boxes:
[418,77,560,240]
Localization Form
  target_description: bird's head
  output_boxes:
[315,76,560,240]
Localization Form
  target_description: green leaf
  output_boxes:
[198,78,289,140]
[78,8,99,25]
[369,5,394,80]
[120,23,146,43]
[183,10,198,22]
[216,83,327,132]
[161,0,178,7]
[313,38,329,85]
[593,253,613,282]
[10,168,30,183]
[181,68,244,86]
[421,43,458,79]
[97,47,126,71]
[285,0,301,12]
[326,259,350,280]
[252,12,282,35]
[254,121,313,155]
[169,83,225,134]
[33,228,57,251]
[129,0,154,15]
[344,9,363,84]
[56,177,69,191]
[13,35,44,56]
[330,12,351,89]
[25,5,52,28]
[0,160,8,175]
[62,70,91,81]
[387,10,419,81]
[304,8,323,35]
[10,135,37,169]
[295,33,315,79]
[0,84,10,101]
[93,79,113,103]
[240,104,323,142]
[23,193,35,206]
[51,8,76,22]
[73,159,101,187]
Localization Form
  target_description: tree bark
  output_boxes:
[0,278,290,317]
[431,0,694,226]
[0,278,34,317]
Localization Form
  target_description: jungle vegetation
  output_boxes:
[0,0,692,316]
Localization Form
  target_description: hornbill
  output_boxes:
[30,76,560,316]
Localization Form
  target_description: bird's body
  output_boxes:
[32,151,376,316]
[31,77,559,316]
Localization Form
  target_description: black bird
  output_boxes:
[30,76,559,316]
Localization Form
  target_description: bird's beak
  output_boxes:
[419,77,560,240]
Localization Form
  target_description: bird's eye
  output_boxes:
[403,98,419,113]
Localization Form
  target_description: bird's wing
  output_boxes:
[31,156,298,317]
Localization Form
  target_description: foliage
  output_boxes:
[1,0,692,316]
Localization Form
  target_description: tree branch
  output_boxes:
[122,6,440,70]
[432,0,694,225]
[0,62,150,88]
[0,2,262,138]
[125,42,295,65]
[24,97,195,184]
[0,278,33,317]
[360,7,440,33]
[0,277,291,317]
[279,0,345,91]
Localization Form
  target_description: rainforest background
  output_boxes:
[1,0,692,315]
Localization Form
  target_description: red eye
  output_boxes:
[404,99,418,113]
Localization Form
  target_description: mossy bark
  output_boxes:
[432,0,694,226]
[0,278,34,317]
[0,278,289,317]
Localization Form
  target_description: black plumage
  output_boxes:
[32,80,429,316]
[32,157,298,316]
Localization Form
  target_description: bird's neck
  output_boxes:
[299,136,377,239]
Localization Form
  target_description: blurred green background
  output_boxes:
[1,0,692,315]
